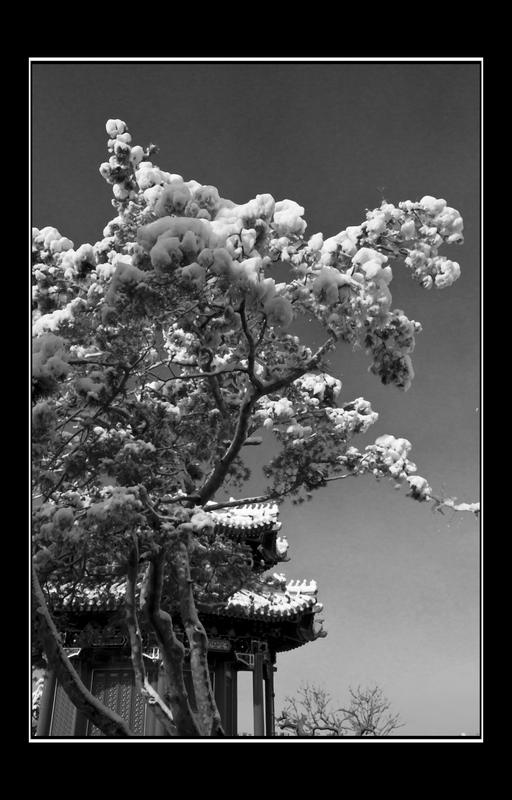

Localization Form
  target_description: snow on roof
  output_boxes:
[221,575,323,620]
[206,500,282,533]
[45,573,322,621]
[45,579,127,610]
[43,505,321,621]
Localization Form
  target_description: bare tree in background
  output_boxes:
[277,683,404,736]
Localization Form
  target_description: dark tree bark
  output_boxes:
[125,538,177,735]
[174,536,224,736]
[140,548,203,737]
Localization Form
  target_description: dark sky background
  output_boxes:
[31,60,481,738]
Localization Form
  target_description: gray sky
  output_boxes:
[31,59,481,738]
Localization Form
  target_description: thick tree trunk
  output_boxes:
[31,564,134,737]
[125,540,177,736]
[140,548,203,737]
[175,537,224,737]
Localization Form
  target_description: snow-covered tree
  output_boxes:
[277,683,404,736]
[31,119,479,738]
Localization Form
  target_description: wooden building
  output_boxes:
[34,502,326,737]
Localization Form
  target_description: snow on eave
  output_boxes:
[206,499,282,533]
[286,579,317,594]
[45,579,127,608]
[224,579,322,619]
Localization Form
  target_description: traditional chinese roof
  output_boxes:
[45,574,322,619]
[220,576,323,621]
[46,580,127,612]
[206,501,289,566]
[206,500,282,534]
[40,503,325,649]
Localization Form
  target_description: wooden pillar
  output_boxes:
[213,656,226,732]
[230,665,238,737]
[264,661,275,737]
[73,659,90,736]
[36,670,56,737]
[253,653,264,736]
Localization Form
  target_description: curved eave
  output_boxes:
[214,521,282,541]
[51,598,124,612]
[198,607,327,654]
[219,603,319,622]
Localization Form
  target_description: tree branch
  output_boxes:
[125,536,177,735]
[239,299,265,392]
[197,385,261,505]
[278,683,404,737]
[260,337,335,395]
[174,536,224,737]
[139,548,203,737]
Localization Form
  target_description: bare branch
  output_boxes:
[239,299,265,392]
[278,682,404,737]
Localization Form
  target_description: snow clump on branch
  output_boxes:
[30,118,477,521]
